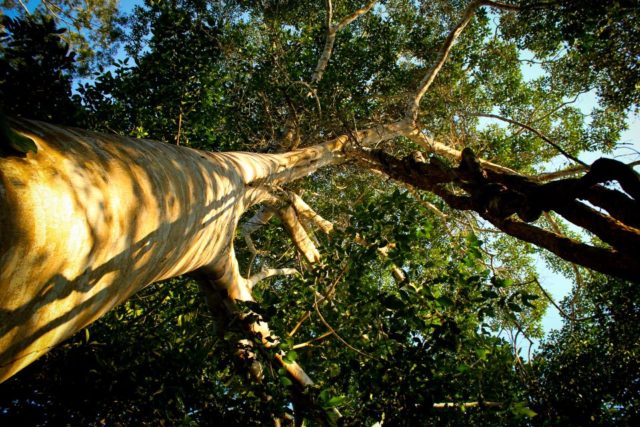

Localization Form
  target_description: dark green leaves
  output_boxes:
[0,116,37,155]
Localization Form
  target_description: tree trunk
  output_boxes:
[0,119,344,382]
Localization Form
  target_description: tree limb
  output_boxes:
[247,268,299,289]
[311,0,378,84]
[289,192,334,234]
[471,112,588,166]
[432,401,504,408]
[407,0,484,122]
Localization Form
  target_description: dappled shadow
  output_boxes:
[0,119,255,380]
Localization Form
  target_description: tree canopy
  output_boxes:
[0,1,638,425]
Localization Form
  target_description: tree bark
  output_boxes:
[0,119,347,382]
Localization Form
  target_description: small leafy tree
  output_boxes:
[0,13,83,124]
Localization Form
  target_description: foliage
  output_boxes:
[502,0,640,112]
[1,0,639,425]
[1,0,125,73]
[531,276,640,425]
[0,13,84,124]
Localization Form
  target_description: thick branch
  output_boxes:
[553,200,640,254]
[289,192,334,234]
[353,146,640,281]
[278,205,321,264]
[405,127,518,174]
[489,217,640,282]
[583,185,640,229]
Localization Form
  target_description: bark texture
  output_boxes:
[0,119,345,382]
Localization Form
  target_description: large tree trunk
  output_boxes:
[0,119,345,382]
[3,117,637,382]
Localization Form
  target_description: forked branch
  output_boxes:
[311,0,378,84]
[352,147,640,281]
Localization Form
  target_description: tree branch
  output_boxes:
[18,0,31,15]
[313,290,375,359]
[432,401,504,409]
[292,331,334,349]
[247,268,299,289]
[335,0,378,31]
[407,0,521,122]
[353,146,640,281]
[289,192,334,234]
[311,0,378,84]
[471,112,588,166]
[278,205,321,264]
[407,0,483,122]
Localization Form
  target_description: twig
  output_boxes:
[313,290,375,359]
[471,112,588,166]
[18,0,31,15]
[533,274,596,323]
[288,311,311,337]
[293,331,334,349]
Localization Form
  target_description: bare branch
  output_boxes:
[18,0,31,15]
[289,192,334,234]
[313,291,375,359]
[274,353,315,386]
[407,1,521,122]
[405,127,518,175]
[292,331,334,349]
[278,205,321,264]
[433,401,504,409]
[335,0,378,31]
[354,146,640,281]
[288,311,311,337]
[543,213,586,296]
[471,112,588,166]
[532,274,594,323]
[534,164,588,181]
[247,268,299,289]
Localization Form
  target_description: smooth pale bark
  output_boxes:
[0,119,348,382]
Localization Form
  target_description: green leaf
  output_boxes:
[511,401,537,418]
[279,376,293,387]
[283,350,298,363]
[436,296,454,308]
[1,116,37,155]
[325,395,346,407]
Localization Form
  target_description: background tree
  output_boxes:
[1,0,125,73]
[0,13,83,124]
